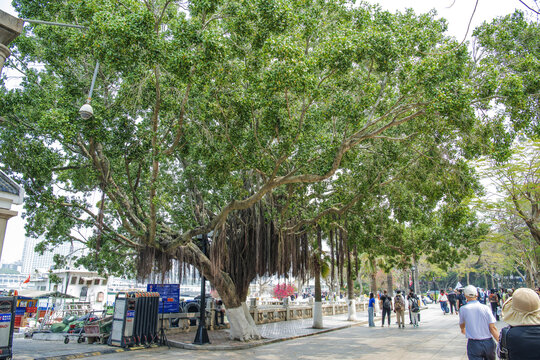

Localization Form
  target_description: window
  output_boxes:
[94,279,100,285]
[102,278,108,285]
[79,277,84,285]
[86,280,92,286]
[80,286,88,301]
[70,276,77,285]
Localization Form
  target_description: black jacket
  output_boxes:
[500,325,540,360]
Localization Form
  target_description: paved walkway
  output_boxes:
[13,309,368,359]
[167,311,367,350]
[94,303,506,359]
[15,304,506,359]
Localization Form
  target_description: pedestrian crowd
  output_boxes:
[367,284,540,360]
[367,288,423,328]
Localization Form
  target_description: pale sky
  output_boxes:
[0,0,528,264]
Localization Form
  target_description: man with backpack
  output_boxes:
[409,291,421,327]
[380,290,393,327]
[394,290,406,328]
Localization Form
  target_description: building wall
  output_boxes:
[21,237,74,275]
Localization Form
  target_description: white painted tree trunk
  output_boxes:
[347,299,357,321]
[226,302,262,341]
[313,301,323,328]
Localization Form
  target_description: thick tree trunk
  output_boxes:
[226,302,261,341]
[484,273,489,290]
[403,271,409,293]
[313,226,323,329]
[525,220,540,247]
[370,272,377,294]
[183,242,261,341]
[313,263,323,328]
[466,272,470,285]
[370,258,377,293]
[386,271,393,295]
[490,272,495,290]
[527,266,535,288]
[413,261,420,294]
[346,241,356,321]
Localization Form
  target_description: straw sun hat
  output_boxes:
[501,288,540,326]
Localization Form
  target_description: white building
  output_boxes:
[0,273,28,290]
[21,237,81,275]
[30,269,108,310]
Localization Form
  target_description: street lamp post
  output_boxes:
[79,60,100,119]
[193,233,210,345]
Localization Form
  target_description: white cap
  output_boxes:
[463,285,477,297]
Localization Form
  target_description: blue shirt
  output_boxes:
[459,300,496,340]
[369,298,375,308]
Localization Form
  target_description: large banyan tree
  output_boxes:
[1,0,483,339]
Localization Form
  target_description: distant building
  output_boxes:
[21,237,80,275]
[0,273,27,290]
[0,260,21,273]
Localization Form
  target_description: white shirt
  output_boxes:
[459,300,496,340]
[439,294,448,302]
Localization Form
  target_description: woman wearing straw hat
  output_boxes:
[497,287,540,360]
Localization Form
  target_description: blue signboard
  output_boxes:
[147,284,180,313]
[0,314,11,322]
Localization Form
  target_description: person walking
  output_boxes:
[394,290,406,328]
[448,287,458,315]
[407,288,419,324]
[478,288,487,305]
[439,289,449,315]
[459,285,499,360]
[489,289,501,321]
[409,291,421,327]
[368,292,376,327]
[380,290,393,327]
[457,288,467,311]
[497,287,540,359]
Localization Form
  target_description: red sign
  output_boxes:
[27,306,37,313]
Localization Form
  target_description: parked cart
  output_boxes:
[82,316,112,344]
[63,312,104,344]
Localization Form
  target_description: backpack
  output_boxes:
[497,326,511,360]
[411,298,419,312]
[383,296,391,310]
[394,295,404,311]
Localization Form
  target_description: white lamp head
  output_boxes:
[79,102,93,119]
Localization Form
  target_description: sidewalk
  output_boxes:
[167,310,369,350]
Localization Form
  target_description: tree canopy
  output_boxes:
[0,0,514,338]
